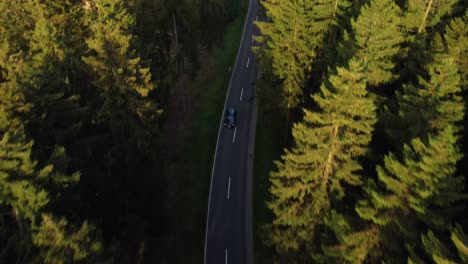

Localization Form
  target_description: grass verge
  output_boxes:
[252,108,285,264]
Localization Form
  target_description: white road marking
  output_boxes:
[204,0,253,261]
[233,127,237,143]
[246,57,250,68]
[240,88,244,101]
[256,15,258,21]
[227,177,231,199]
[251,35,254,43]
[225,249,228,264]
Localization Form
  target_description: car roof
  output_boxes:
[227,108,236,113]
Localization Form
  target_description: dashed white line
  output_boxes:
[225,249,228,264]
[227,177,231,199]
[233,127,237,143]
[240,88,244,101]
[256,15,258,21]
[246,57,250,68]
[251,35,254,43]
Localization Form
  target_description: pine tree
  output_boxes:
[256,0,344,111]
[1,126,102,263]
[0,0,35,73]
[444,11,468,92]
[0,127,49,223]
[399,58,464,139]
[407,225,468,263]
[403,0,458,35]
[320,211,381,264]
[82,0,160,141]
[351,0,404,86]
[32,214,102,264]
[355,126,465,262]
[23,0,87,147]
[267,59,376,258]
[0,1,34,133]
[81,0,161,235]
[449,225,468,262]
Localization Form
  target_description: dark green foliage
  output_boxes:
[357,127,464,229]
[399,58,463,139]
[412,225,468,263]
[403,0,458,35]
[256,0,343,111]
[351,0,404,86]
[266,59,376,260]
[225,0,240,21]
[260,0,468,263]
[32,214,102,264]
[443,11,468,91]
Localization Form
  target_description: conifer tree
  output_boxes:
[404,225,468,263]
[24,0,87,146]
[267,59,376,258]
[403,0,458,35]
[350,0,403,86]
[0,0,34,73]
[82,0,159,143]
[354,126,465,261]
[444,11,468,92]
[0,127,49,224]
[256,0,344,111]
[32,214,102,264]
[0,126,103,263]
[399,58,463,139]
[321,211,381,263]
[0,1,34,132]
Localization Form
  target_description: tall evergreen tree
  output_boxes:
[321,211,382,263]
[403,0,458,35]
[416,226,468,263]
[256,0,344,112]
[0,126,103,263]
[0,126,44,263]
[355,126,464,262]
[443,11,468,92]
[266,59,376,260]
[24,0,87,148]
[350,0,404,86]
[82,0,160,147]
[399,58,464,139]
[32,214,102,264]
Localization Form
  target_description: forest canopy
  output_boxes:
[0,0,234,262]
[255,0,468,263]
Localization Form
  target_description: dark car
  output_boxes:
[224,108,237,128]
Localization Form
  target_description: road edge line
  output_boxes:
[203,0,254,263]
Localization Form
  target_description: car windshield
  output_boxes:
[226,109,235,123]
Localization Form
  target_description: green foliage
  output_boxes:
[256,0,343,110]
[356,126,464,261]
[450,225,468,262]
[443,11,468,91]
[400,58,464,138]
[266,59,376,257]
[0,127,48,223]
[82,0,160,147]
[260,0,468,263]
[411,225,468,263]
[0,126,103,263]
[351,0,404,85]
[403,0,458,35]
[321,211,381,264]
[32,214,102,264]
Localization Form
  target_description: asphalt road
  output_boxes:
[204,1,261,263]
